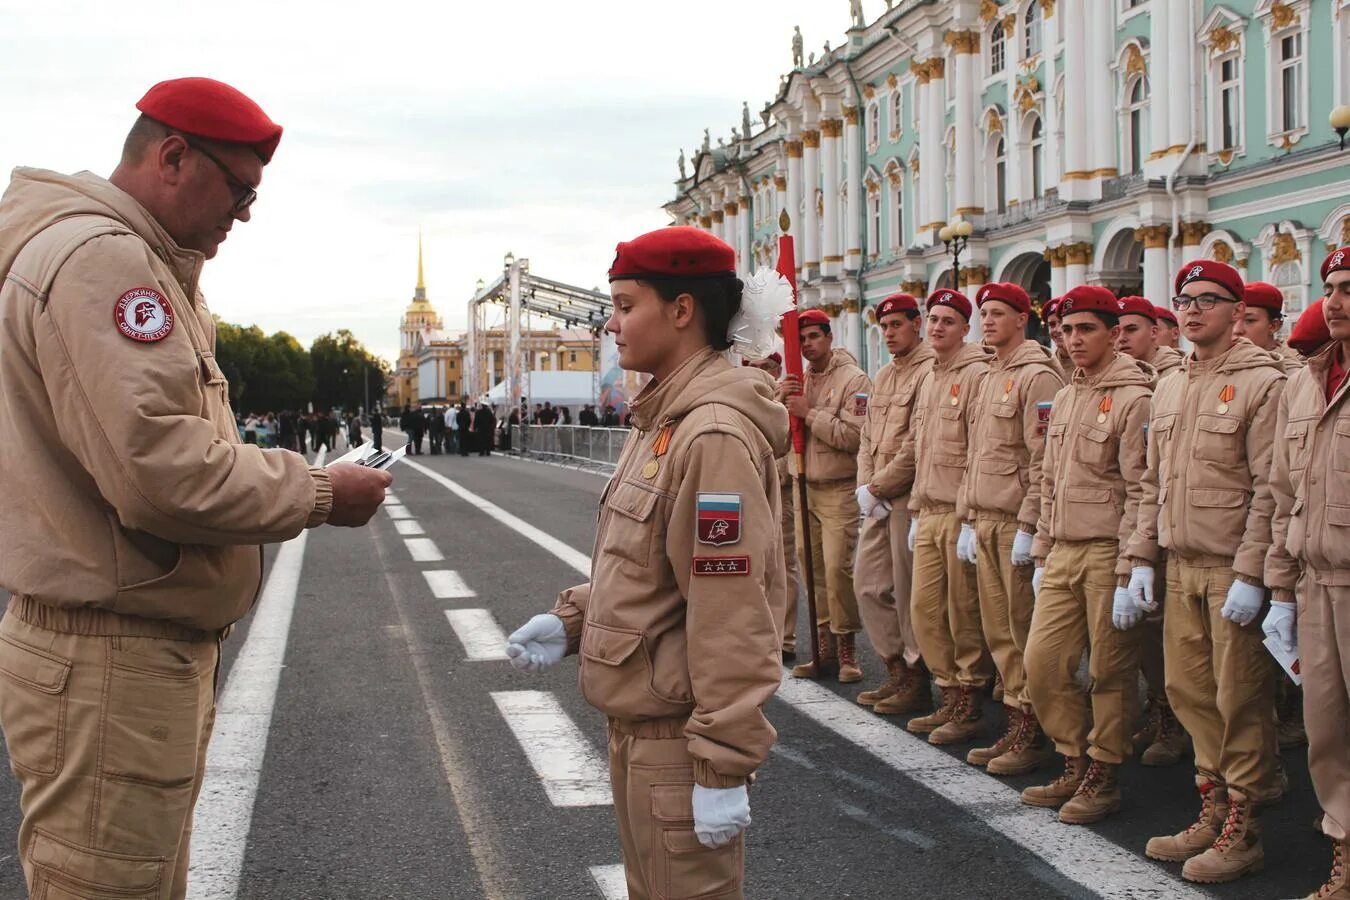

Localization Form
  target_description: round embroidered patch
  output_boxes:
[114,288,174,342]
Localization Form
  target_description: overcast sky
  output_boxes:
[2,0,857,363]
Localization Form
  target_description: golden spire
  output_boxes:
[413,229,428,302]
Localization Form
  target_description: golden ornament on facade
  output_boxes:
[985,108,1003,133]
[1340,216,1350,246]
[1124,44,1146,78]
[1217,149,1235,165]
[1179,222,1212,246]
[1064,242,1093,266]
[1002,13,1017,33]
[843,299,860,313]
[802,130,822,148]
[1271,232,1301,265]
[1209,26,1238,53]
[944,30,981,54]
[1212,241,1235,264]
[785,139,804,158]
[773,174,788,191]
[863,84,876,100]
[820,118,844,138]
[886,72,899,89]
[779,210,792,232]
[1270,1,1298,30]
[700,216,713,228]
[864,176,880,195]
[980,0,1000,22]
[844,105,860,125]
[1038,0,1055,17]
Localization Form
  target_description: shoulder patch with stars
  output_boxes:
[693,556,750,576]
[114,288,174,343]
[696,492,742,546]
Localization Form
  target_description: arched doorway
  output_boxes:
[1001,251,1053,343]
[1098,229,1144,296]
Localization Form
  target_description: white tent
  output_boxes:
[484,370,595,409]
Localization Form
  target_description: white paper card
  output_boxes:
[1263,635,1302,686]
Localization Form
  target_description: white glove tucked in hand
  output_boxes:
[1261,600,1297,652]
[907,517,919,552]
[1112,586,1142,630]
[855,484,880,517]
[505,614,567,672]
[1011,530,1035,567]
[692,784,751,849]
[1221,579,1266,627]
[1032,566,1045,599]
[956,523,977,565]
[870,499,893,520]
[1128,566,1157,613]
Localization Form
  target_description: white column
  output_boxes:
[724,200,740,269]
[963,269,987,343]
[1004,13,1023,204]
[912,78,929,229]
[1059,0,1091,199]
[738,194,751,272]
[1146,4,1172,177]
[921,61,947,235]
[802,128,821,276]
[1049,252,1067,298]
[841,301,861,359]
[1087,4,1116,178]
[1042,5,1061,191]
[952,31,979,216]
[1064,243,1089,290]
[786,141,804,274]
[1167,0,1193,154]
[821,117,842,277]
[844,107,863,270]
[1139,227,1172,305]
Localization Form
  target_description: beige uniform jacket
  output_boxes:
[1031,353,1152,574]
[0,169,331,633]
[958,340,1064,529]
[1149,344,1184,378]
[1269,340,1306,375]
[905,343,994,514]
[857,342,936,501]
[551,348,787,788]
[1264,346,1350,598]
[1124,339,1286,584]
[791,349,870,483]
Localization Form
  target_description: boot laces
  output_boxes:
[1053,757,1082,788]
[1183,783,1221,836]
[1006,711,1034,753]
[1313,843,1346,898]
[1156,705,1180,743]
[1077,761,1107,796]
[1212,796,1248,852]
[948,690,972,723]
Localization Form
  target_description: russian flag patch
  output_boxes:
[696,492,742,546]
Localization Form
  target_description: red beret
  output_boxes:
[975,282,1031,315]
[137,77,282,163]
[1175,259,1245,302]
[1243,281,1285,315]
[1320,247,1350,283]
[1288,300,1330,355]
[1118,295,1156,321]
[609,226,735,281]
[925,289,973,321]
[876,293,919,321]
[1154,305,1179,327]
[1042,297,1062,321]
[1059,285,1124,317]
[798,308,832,330]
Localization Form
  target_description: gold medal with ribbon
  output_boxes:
[1096,395,1113,424]
[949,383,961,406]
[641,424,673,480]
[1217,383,1235,414]
[1001,377,1014,403]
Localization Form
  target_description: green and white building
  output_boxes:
[664,0,1350,373]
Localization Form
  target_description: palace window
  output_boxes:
[994,137,1008,212]
[868,193,882,255]
[1219,57,1241,149]
[1028,115,1045,199]
[989,22,1006,76]
[1024,0,1042,59]
[891,182,904,249]
[1124,77,1149,173]
[890,88,903,137]
[867,103,881,146]
[1277,32,1304,132]
[570,351,577,364]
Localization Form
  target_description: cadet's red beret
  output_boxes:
[798,308,832,330]
[1154,305,1179,327]
[876,293,919,321]
[1288,299,1330,355]
[1059,285,1124,317]
[136,77,282,163]
[1042,297,1062,321]
[1175,259,1245,302]
[1118,296,1156,321]
[1243,281,1285,315]
[926,289,973,321]
[608,226,735,281]
[1320,247,1350,283]
[975,282,1031,315]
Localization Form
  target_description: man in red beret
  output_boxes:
[1236,281,1304,374]
[1154,304,1182,349]
[1117,295,1184,381]
[902,290,996,740]
[957,283,1064,768]
[1124,260,1286,883]
[0,79,391,897]
[1043,297,1073,374]
[853,293,936,714]
[1263,246,1350,900]
[1288,298,1331,357]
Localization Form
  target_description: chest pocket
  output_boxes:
[601,480,660,567]
[1333,419,1350,474]
[1194,413,1242,463]
[1076,421,1114,467]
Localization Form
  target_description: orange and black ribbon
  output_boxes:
[653,424,673,458]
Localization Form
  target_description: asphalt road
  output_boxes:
[0,434,1329,900]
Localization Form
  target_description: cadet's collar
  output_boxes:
[627,347,717,431]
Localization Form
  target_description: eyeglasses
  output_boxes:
[1171,293,1236,312]
[184,137,257,214]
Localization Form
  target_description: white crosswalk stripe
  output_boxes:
[445,609,509,660]
[404,537,444,562]
[394,519,425,535]
[384,504,414,519]
[491,690,612,807]
[588,864,628,900]
[424,570,476,599]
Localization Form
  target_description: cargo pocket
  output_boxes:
[100,650,202,789]
[651,782,742,900]
[1194,413,1241,463]
[1334,420,1350,473]
[1076,422,1114,467]
[1188,489,1246,510]
[0,637,71,777]
[601,481,660,567]
[28,829,163,899]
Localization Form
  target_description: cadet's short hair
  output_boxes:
[122,114,172,162]
[643,275,744,351]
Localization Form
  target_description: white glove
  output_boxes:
[692,784,751,848]
[1221,579,1266,627]
[907,517,918,552]
[1128,566,1157,613]
[1261,600,1297,653]
[505,614,567,672]
[1112,586,1142,630]
[1032,566,1045,600]
[869,499,893,520]
[855,484,880,517]
[956,523,977,565]
[1011,530,1035,567]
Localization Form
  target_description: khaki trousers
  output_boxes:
[608,719,743,900]
[0,613,219,900]
[1164,557,1278,800]
[974,517,1036,709]
[780,482,802,652]
[1024,540,1139,764]
[910,510,989,689]
[856,499,919,665]
[1138,563,1169,697]
[796,479,861,634]
[1301,572,1350,841]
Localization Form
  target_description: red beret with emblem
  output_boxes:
[1118,295,1156,321]
[1320,247,1350,283]
[975,282,1031,315]
[925,289,973,321]
[1243,281,1285,315]
[136,77,283,163]
[1042,297,1062,321]
[798,308,832,330]
[1175,259,1245,302]
[1288,299,1330,355]
[1059,285,1123,317]
[609,226,736,282]
[1154,305,1179,327]
[876,293,919,321]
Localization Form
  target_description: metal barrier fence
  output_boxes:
[511,424,630,470]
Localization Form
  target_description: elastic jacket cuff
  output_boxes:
[305,467,334,528]
[693,759,747,789]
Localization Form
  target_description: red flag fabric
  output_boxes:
[776,234,805,454]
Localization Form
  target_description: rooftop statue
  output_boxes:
[850,0,865,28]
[792,26,804,67]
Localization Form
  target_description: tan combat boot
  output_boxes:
[1305,839,1349,899]
[1131,696,1162,750]
[836,632,863,684]
[1140,698,1190,767]
[1058,760,1121,824]
[968,706,1022,767]
[907,683,958,734]
[857,657,905,706]
[874,662,933,715]
[1182,789,1263,883]
[1020,755,1089,809]
[929,686,984,745]
[1146,779,1229,862]
[791,625,837,679]
[987,709,1055,776]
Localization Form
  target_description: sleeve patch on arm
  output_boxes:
[1036,401,1052,436]
[693,556,751,576]
[114,288,174,343]
[696,492,742,545]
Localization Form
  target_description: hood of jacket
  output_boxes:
[938,341,995,373]
[995,338,1059,372]
[1183,337,1285,376]
[1073,351,1156,390]
[810,347,860,377]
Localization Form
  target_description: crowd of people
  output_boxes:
[237,409,384,452]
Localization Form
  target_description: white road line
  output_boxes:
[394,520,425,535]
[490,691,612,807]
[186,447,326,899]
[382,493,399,504]
[773,676,1206,900]
[384,504,414,519]
[404,537,444,562]
[588,864,629,900]
[424,570,476,599]
[445,609,509,660]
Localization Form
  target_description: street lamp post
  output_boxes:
[1332,106,1350,151]
[939,219,974,290]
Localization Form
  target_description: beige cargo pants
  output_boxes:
[0,608,218,900]
[796,478,861,634]
[910,510,989,689]
[1301,571,1350,841]
[780,481,802,653]
[974,516,1036,709]
[856,498,920,665]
